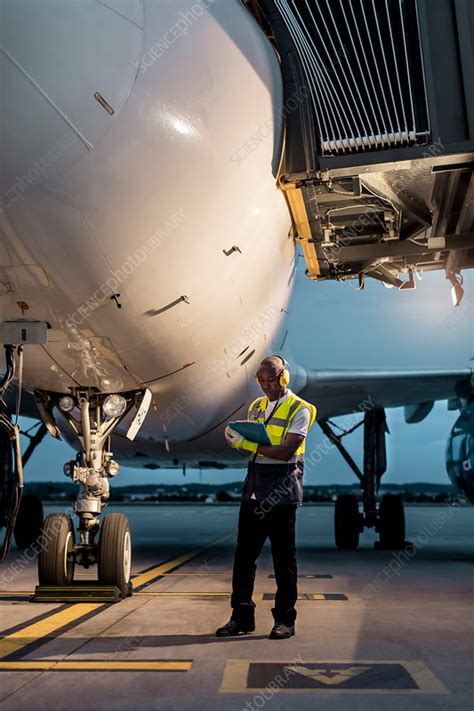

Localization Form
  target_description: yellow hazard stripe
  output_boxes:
[0,660,192,671]
[135,591,229,597]
[0,604,100,659]
[132,530,235,589]
[0,530,236,662]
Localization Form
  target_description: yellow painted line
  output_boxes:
[0,530,236,663]
[0,604,101,659]
[135,592,263,600]
[0,660,192,671]
[135,591,229,597]
[132,530,236,589]
[135,573,232,577]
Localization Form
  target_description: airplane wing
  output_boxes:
[298,368,473,421]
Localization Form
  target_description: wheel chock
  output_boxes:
[31,581,133,604]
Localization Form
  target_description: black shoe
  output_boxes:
[269,622,295,639]
[215,620,255,637]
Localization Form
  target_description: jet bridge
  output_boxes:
[245,0,474,302]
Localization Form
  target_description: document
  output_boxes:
[228,420,271,445]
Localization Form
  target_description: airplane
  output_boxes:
[0,0,472,595]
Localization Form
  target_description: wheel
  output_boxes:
[378,494,406,548]
[335,494,361,550]
[38,513,75,585]
[98,513,131,593]
[14,494,43,549]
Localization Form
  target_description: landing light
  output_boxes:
[106,460,120,477]
[103,394,127,418]
[58,395,75,413]
[63,461,74,477]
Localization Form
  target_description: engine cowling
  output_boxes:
[445,401,474,502]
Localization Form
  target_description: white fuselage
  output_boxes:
[0,0,306,467]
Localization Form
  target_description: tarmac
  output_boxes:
[0,502,472,710]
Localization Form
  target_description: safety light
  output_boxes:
[63,461,74,477]
[106,460,120,477]
[103,394,127,418]
[58,395,75,413]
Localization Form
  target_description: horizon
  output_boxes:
[20,263,473,489]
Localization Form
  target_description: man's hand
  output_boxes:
[224,427,258,454]
[225,426,244,449]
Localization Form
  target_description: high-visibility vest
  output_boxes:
[248,392,317,462]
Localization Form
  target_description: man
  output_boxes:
[216,355,316,640]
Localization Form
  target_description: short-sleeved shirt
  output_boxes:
[254,389,310,464]
[249,389,310,501]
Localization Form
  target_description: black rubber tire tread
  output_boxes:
[379,494,406,547]
[0,424,14,527]
[38,513,75,585]
[14,494,44,549]
[335,494,360,550]
[98,513,131,592]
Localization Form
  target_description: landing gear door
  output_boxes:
[126,388,152,441]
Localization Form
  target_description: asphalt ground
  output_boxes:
[0,503,472,710]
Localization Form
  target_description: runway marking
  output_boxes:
[0,660,192,672]
[0,529,236,671]
[291,665,370,685]
[220,660,450,694]
[134,592,347,601]
[135,591,229,597]
[132,530,236,590]
[268,574,333,579]
[0,604,101,660]
[262,593,348,601]
[147,573,232,576]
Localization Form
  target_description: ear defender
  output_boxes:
[275,355,290,387]
[278,364,290,387]
[255,356,290,387]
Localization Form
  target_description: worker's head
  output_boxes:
[255,355,290,399]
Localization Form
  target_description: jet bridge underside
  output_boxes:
[247,0,474,293]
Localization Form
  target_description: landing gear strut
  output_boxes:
[37,388,150,595]
[12,422,47,550]
[319,409,406,550]
[0,345,27,561]
[0,345,47,557]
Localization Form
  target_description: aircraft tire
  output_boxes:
[98,513,131,593]
[38,513,75,585]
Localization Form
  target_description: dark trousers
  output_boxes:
[230,499,298,627]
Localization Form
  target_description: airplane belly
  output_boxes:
[0,0,294,438]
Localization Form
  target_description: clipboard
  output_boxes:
[228,420,271,445]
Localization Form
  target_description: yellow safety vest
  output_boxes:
[248,392,317,462]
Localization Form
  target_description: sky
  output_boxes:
[22,260,474,488]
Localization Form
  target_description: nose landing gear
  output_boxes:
[37,388,150,597]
